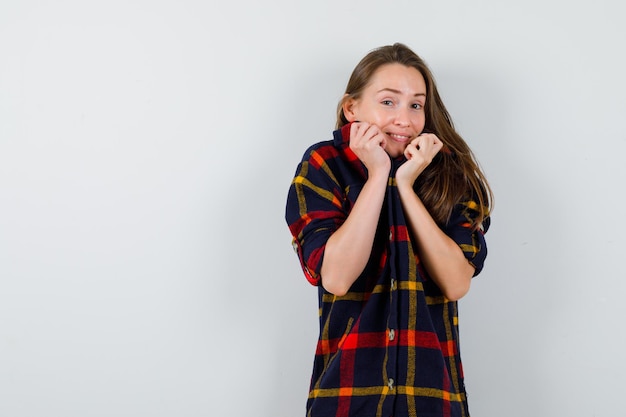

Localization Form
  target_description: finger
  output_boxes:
[433,136,444,151]
[361,124,381,147]
[413,136,431,153]
[404,142,418,160]
[407,137,420,152]
[361,123,379,140]
[362,124,386,149]
[350,122,359,141]
[423,134,442,148]
[427,135,443,155]
[351,121,366,138]
[350,122,369,146]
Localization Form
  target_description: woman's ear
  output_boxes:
[342,95,358,122]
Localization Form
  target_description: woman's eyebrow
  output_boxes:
[377,87,426,97]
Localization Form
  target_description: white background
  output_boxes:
[1,1,625,416]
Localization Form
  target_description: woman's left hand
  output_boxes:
[395,133,443,187]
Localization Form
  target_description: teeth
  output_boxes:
[389,134,409,140]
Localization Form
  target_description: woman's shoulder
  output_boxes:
[299,139,340,162]
[293,138,366,189]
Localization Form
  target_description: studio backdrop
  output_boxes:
[1,1,624,416]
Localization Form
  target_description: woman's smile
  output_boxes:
[387,132,412,144]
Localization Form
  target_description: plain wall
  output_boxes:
[1,1,625,416]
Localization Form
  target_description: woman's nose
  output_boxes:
[394,108,410,126]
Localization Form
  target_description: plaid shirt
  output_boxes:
[285,124,489,417]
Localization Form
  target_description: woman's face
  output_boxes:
[344,63,427,158]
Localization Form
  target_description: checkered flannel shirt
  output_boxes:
[285,124,489,417]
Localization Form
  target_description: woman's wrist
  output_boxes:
[395,178,416,196]
[367,165,391,184]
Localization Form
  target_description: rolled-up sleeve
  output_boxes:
[285,149,347,286]
[444,199,490,276]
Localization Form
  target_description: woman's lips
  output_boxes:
[387,133,411,143]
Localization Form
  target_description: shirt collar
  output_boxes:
[333,123,409,174]
[332,123,367,177]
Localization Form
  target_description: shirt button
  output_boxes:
[390,279,396,290]
[389,329,395,341]
[388,378,395,390]
[389,230,393,241]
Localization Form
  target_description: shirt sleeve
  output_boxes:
[443,199,490,277]
[285,149,348,286]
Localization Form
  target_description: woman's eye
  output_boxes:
[381,100,393,106]
[412,103,422,110]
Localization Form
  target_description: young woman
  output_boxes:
[285,43,492,417]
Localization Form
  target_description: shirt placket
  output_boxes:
[383,160,402,412]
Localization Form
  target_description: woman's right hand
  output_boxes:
[321,122,390,296]
[349,122,391,176]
